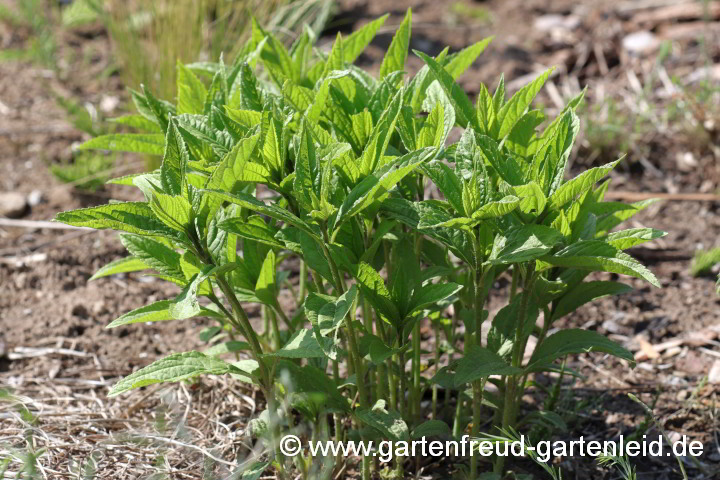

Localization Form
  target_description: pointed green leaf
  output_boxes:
[414,50,476,129]
[78,133,165,156]
[107,300,221,328]
[268,328,328,359]
[355,399,409,442]
[333,147,436,232]
[120,234,182,278]
[150,193,192,232]
[455,345,522,385]
[177,62,208,115]
[551,281,632,321]
[89,256,147,281]
[493,68,552,139]
[603,228,666,250]
[526,329,635,373]
[549,160,620,209]
[343,15,389,64]
[379,9,411,78]
[160,118,189,196]
[255,250,277,306]
[490,225,564,264]
[539,240,660,287]
[54,202,186,242]
[108,351,241,396]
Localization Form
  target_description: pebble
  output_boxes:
[0,191,29,218]
[622,31,659,55]
[709,359,720,384]
[533,14,580,32]
[27,189,43,207]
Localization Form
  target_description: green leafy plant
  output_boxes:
[55,9,664,479]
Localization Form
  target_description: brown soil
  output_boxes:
[1,0,719,479]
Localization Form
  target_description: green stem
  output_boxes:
[298,259,307,304]
[319,227,371,480]
[412,321,421,423]
[216,276,285,479]
[495,266,535,475]
[269,307,281,351]
[469,229,491,479]
[432,320,440,420]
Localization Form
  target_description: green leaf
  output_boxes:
[471,196,520,220]
[526,329,635,373]
[160,118,189,196]
[54,202,186,242]
[235,63,263,111]
[254,20,296,86]
[201,190,317,238]
[262,114,285,175]
[305,286,357,360]
[109,114,163,133]
[411,420,452,439]
[107,300,174,328]
[255,250,277,306]
[333,148,436,232]
[493,68,552,139]
[177,61,208,115]
[409,282,463,314]
[169,271,209,319]
[379,9,411,78]
[108,351,240,396]
[150,193,192,232]
[595,199,659,237]
[455,345,522,385]
[355,399,409,442]
[444,37,493,79]
[422,161,464,214]
[549,160,620,209]
[414,50,476,129]
[417,99,454,149]
[358,88,404,175]
[353,263,400,325]
[120,234,182,278]
[267,328,328,359]
[236,462,269,480]
[89,256,147,281]
[78,134,165,156]
[490,225,564,264]
[342,15,388,64]
[224,107,262,129]
[604,228,666,250]
[107,300,221,328]
[204,341,251,356]
[219,217,284,249]
[514,182,547,215]
[551,281,632,321]
[539,240,660,287]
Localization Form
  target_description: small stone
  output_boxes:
[709,359,720,384]
[27,190,43,207]
[675,152,698,172]
[100,95,120,113]
[0,191,29,218]
[622,31,659,55]
[534,14,580,32]
[91,300,106,316]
